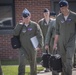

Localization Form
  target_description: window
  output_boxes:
[0,0,15,30]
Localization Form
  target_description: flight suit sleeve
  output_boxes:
[13,23,23,36]
[56,18,60,35]
[36,24,44,48]
[45,23,53,45]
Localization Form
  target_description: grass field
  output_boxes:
[2,65,44,75]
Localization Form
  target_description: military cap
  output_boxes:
[22,8,30,18]
[43,8,49,12]
[59,0,68,7]
[50,11,56,16]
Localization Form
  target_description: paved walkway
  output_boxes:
[37,68,76,75]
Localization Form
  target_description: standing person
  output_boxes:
[45,12,59,75]
[53,0,76,75]
[38,8,51,72]
[13,8,43,75]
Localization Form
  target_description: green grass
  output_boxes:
[1,57,43,75]
[2,65,44,75]
[1,60,18,65]
[1,57,42,65]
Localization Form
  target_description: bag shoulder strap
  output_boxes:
[18,23,24,35]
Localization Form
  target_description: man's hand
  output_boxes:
[53,43,57,50]
[35,47,41,51]
[19,19,24,25]
[53,35,59,50]
[45,45,49,50]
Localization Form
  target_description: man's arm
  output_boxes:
[45,24,52,45]
[53,34,59,50]
[45,21,53,50]
[53,17,60,50]
[35,24,44,50]
[13,23,23,36]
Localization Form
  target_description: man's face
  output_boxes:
[23,15,31,23]
[60,6,68,14]
[43,12,50,18]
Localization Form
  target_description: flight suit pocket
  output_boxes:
[27,27,35,35]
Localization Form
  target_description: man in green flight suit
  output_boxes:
[45,11,56,53]
[13,8,43,75]
[45,11,60,75]
[53,0,76,75]
[38,8,52,72]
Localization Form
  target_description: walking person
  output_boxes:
[45,11,56,53]
[13,8,43,75]
[38,8,52,72]
[45,11,60,75]
[53,0,76,75]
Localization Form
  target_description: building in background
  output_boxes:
[0,0,76,65]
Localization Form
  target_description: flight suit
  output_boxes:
[56,11,76,75]
[45,19,59,75]
[14,21,43,75]
[38,18,52,52]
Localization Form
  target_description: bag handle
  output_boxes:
[46,50,48,54]
[45,48,49,54]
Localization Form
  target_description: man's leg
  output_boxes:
[65,46,75,75]
[30,51,37,75]
[59,42,66,75]
[60,45,75,75]
[30,61,37,75]
[18,49,26,75]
